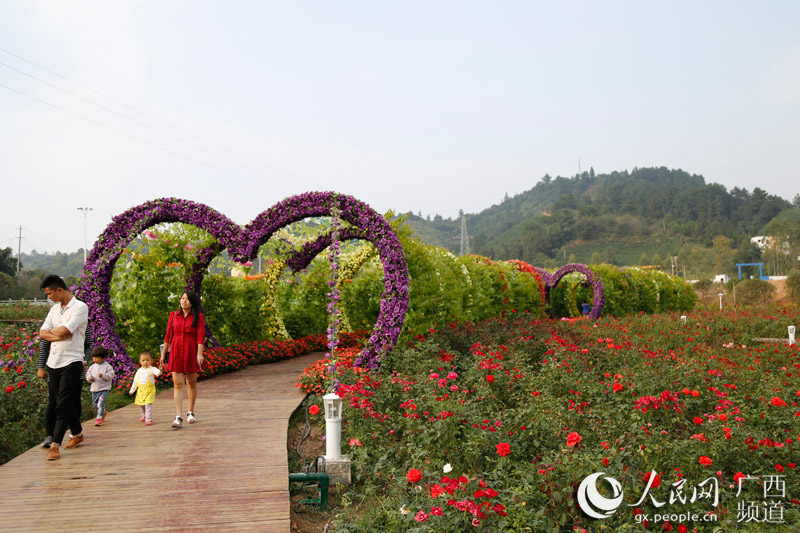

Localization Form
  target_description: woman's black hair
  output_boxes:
[182,289,201,327]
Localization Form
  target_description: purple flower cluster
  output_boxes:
[535,263,605,320]
[74,192,410,375]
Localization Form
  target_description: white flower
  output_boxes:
[443,463,453,473]
[400,505,410,515]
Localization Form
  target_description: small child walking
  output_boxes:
[129,351,161,426]
[86,346,116,426]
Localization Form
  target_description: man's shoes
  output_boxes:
[95,418,103,426]
[47,445,60,461]
[187,412,197,423]
[41,436,53,448]
[64,434,84,449]
[172,416,183,429]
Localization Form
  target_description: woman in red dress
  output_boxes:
[160,290,205,428]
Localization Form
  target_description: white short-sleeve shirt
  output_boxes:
[41,296,89,369]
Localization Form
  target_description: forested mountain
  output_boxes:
[407,167,798,278]
[19,249,86,278]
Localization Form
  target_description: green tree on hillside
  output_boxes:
[0,248,19,277]
[712,235,735,275]
[0,272,18,299]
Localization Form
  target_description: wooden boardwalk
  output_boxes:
[0,352,324,533]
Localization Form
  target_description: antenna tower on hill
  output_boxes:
[458,211,471,256]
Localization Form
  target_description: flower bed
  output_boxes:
[297,309,800,531]
[114,331,367,392]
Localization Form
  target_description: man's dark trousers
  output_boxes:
[47,361,83,444]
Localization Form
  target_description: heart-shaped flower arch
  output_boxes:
[74,192,409,374]
[534,263,605,320]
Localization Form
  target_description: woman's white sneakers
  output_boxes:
[187,412,197,423]
[172,416,183,428]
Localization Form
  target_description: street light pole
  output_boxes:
[77,207,93,263]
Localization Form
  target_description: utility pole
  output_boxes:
[17,226,22,275]
[77,207,93,263]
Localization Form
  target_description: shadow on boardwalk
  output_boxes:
[0,351,324,533]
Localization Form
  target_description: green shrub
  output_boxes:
[787,269,800,306]
[736,279,776,306]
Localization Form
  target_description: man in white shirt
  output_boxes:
[38,275,89,461]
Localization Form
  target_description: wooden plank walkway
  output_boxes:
[0,351,324,533]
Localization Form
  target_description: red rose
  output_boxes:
[644,471,661,488]
[309,405,320,415]
[693,417,703,425]
[677,525,688,533]
[613,383,623,393]
[486,374,495,383]
[698,456,713,467]
[566,431,582,447]
[770,397,787,407]
[496,442,511,457]
[407,468,422,483]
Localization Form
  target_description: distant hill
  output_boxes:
[19,249,86,278]
[406,167,797,277]
[14,168,799,282]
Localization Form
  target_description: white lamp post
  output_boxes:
[790,326,796,345]
[718,293,724,310]
[681,315,687,325]
[323,393,342,460]
[77,207,93,263]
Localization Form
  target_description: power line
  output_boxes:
[0,59,308,192]
[23,228,62,251]
[0,82,292,194]
[0,46,318,188]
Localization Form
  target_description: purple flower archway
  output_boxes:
[286,227,366,272]
[74,193,410,374]
[535,263,605,320]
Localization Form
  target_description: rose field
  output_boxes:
[297,308,799,532]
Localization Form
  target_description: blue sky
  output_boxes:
[1,1,798,254]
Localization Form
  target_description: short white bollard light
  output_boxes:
[718,293,724,310]
[790,326,796,345]
[323,393,342,459]
[681,315,687,325]
[320,392,351,484]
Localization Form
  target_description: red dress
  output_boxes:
[164,311,205,374]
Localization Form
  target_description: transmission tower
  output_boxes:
[460,212,471,256]
[449,210,474,256]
